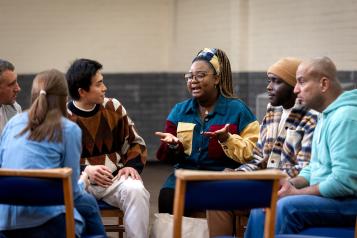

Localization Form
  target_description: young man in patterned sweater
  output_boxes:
[208,57,318,237]
[66,58,150,238]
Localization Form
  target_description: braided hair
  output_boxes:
[215,49,235,98]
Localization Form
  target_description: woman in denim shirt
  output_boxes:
[0,69,105,238]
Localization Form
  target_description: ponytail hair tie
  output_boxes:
[40,90,47,95]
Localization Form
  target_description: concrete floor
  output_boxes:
[105,162,173,238]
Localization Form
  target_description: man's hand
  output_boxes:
[155,132,180,145]
[84,165,113,188]
[278,178,298,198]
[117,167,142,180]
[203,124,230,142]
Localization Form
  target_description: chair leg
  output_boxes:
[118,216,123,238]
[235,211,249,238]
[100,210,125,237]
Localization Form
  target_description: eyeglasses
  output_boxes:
[184,72,215,83]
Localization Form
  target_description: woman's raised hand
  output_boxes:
[155,132,180,145]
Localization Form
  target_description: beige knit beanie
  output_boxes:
[267,57,302,87]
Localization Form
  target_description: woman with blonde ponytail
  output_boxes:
[0,69,105,238]
[18,69,68,142]
[155,48,260,214]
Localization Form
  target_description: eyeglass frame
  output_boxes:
[184,71,216,83]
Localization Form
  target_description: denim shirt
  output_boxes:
[0,112,84,234]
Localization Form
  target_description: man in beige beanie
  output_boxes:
[207,57,318,237]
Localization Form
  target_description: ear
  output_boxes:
[214,75,220,87]
[319,76,330,93]
[78,88,87,98]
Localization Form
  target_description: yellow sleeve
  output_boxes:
[219,121,260,163]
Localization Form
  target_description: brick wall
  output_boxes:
[2,0,357,73]
[16,72,356,160]
[247,0,357,71]
[0,0,172,73]
[4,0,357,160]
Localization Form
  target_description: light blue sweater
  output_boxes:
[299,89,357,197]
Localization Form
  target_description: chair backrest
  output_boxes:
[0,168,75,238]
[172,169,286,238]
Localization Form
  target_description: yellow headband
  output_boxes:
[194,48,220,74]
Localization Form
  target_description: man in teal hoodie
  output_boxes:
[244,57,357,237]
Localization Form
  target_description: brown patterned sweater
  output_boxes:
[67,98,147,174]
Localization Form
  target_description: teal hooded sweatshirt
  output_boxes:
[299,89,357,197]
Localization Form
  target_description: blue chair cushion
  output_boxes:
[299,227,354,238]
[185,180,273,210]
[0,176,63,205]
[276,227,355,238]
[276,235,333,238]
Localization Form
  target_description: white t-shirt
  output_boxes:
[278,107,293,134]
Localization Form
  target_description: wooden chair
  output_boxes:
[172,169,286,238]
[0,168,75,238]
[97,200,125,238]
